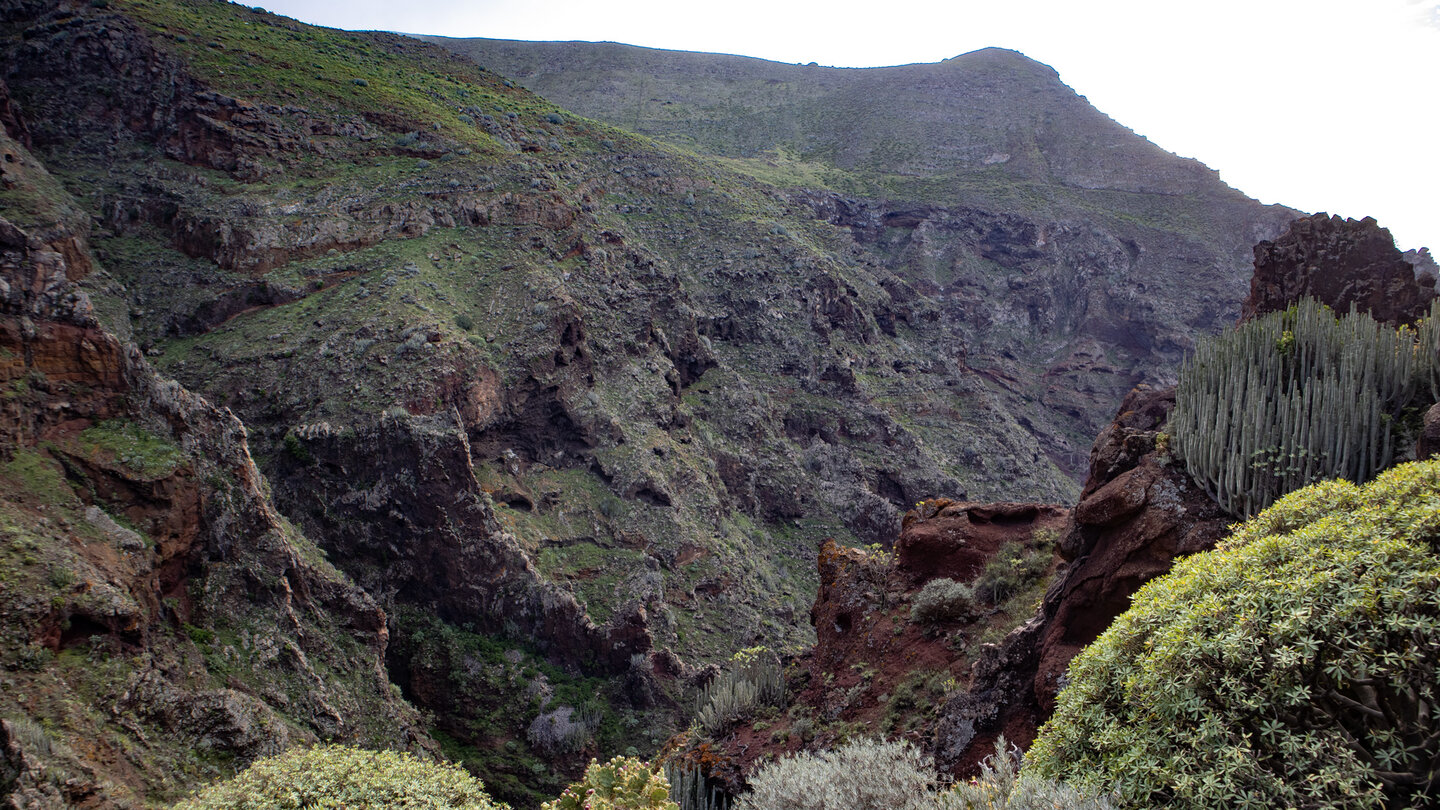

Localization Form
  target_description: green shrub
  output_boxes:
[1026,460,1440,809]
[908,578,976,625]
[1171,297,1440,515]
[973,541,1050,605]
[940,737,1113,809]
[544,756,677,810]
[694,648,784,736]
[171,744,507,809]
[282,432,314,465]
[734,738,938,810]
[455,312,476,331]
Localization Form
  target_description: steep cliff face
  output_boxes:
[0,0,1330,803]
[0,124,425,807]
[426,38,1302,476]
[0,0,1093,680]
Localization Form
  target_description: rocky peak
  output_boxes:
[1242,213,1435,326]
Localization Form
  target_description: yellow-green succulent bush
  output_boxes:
[171,744,507,809]
[1026,460,1440,809]
[544,756,678,810]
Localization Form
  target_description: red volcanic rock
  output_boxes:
[934,385,1229,775]
[896,500,1068,584]
[1242,213,1434,326]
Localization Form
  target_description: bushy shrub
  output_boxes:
[940,737,1113,810]
[1026,460,1440,809]
[527,705,598,754]
[734,738,938,810]
[1171,297,1440,515]
[909,578,976,625]
[544,756,677,810]
[171,744,506,809]
[973,541,1050,605]
[694,648,784,735]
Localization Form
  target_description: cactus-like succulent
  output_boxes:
[693,647,785,736]
[1171,298,1440,515]
[544,756,678,810]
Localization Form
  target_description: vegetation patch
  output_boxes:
[78,419,185,478]
[1028,460,1440,809]
[172,744,507,809]
[1171,298,1440,515]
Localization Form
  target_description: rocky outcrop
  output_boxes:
[273,413,652,675]
[1031,386,1229,711]
[932,384,1229,775]
[1419,403,1440,461]
[1242,213,1435,326]
[896,500,1067,585]
[668,503,1067,793]
[0,128,425,807]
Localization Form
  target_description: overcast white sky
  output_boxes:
[258,0,1439,252]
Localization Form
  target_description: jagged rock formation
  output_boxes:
[1243,213,1436,326]
[0,123,426,807]
[930,385,1229,776]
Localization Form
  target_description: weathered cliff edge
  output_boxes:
[0,122,425,807]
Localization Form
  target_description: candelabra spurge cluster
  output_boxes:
[1170,298,1440,516]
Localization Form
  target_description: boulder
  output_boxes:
[1242,213,1434,326]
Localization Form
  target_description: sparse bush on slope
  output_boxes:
[909,577,977,625]
[1026,460,1440,809]
[171,745,508,809]
[734,738,939,810]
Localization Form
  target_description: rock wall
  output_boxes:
[0,125,425,808]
